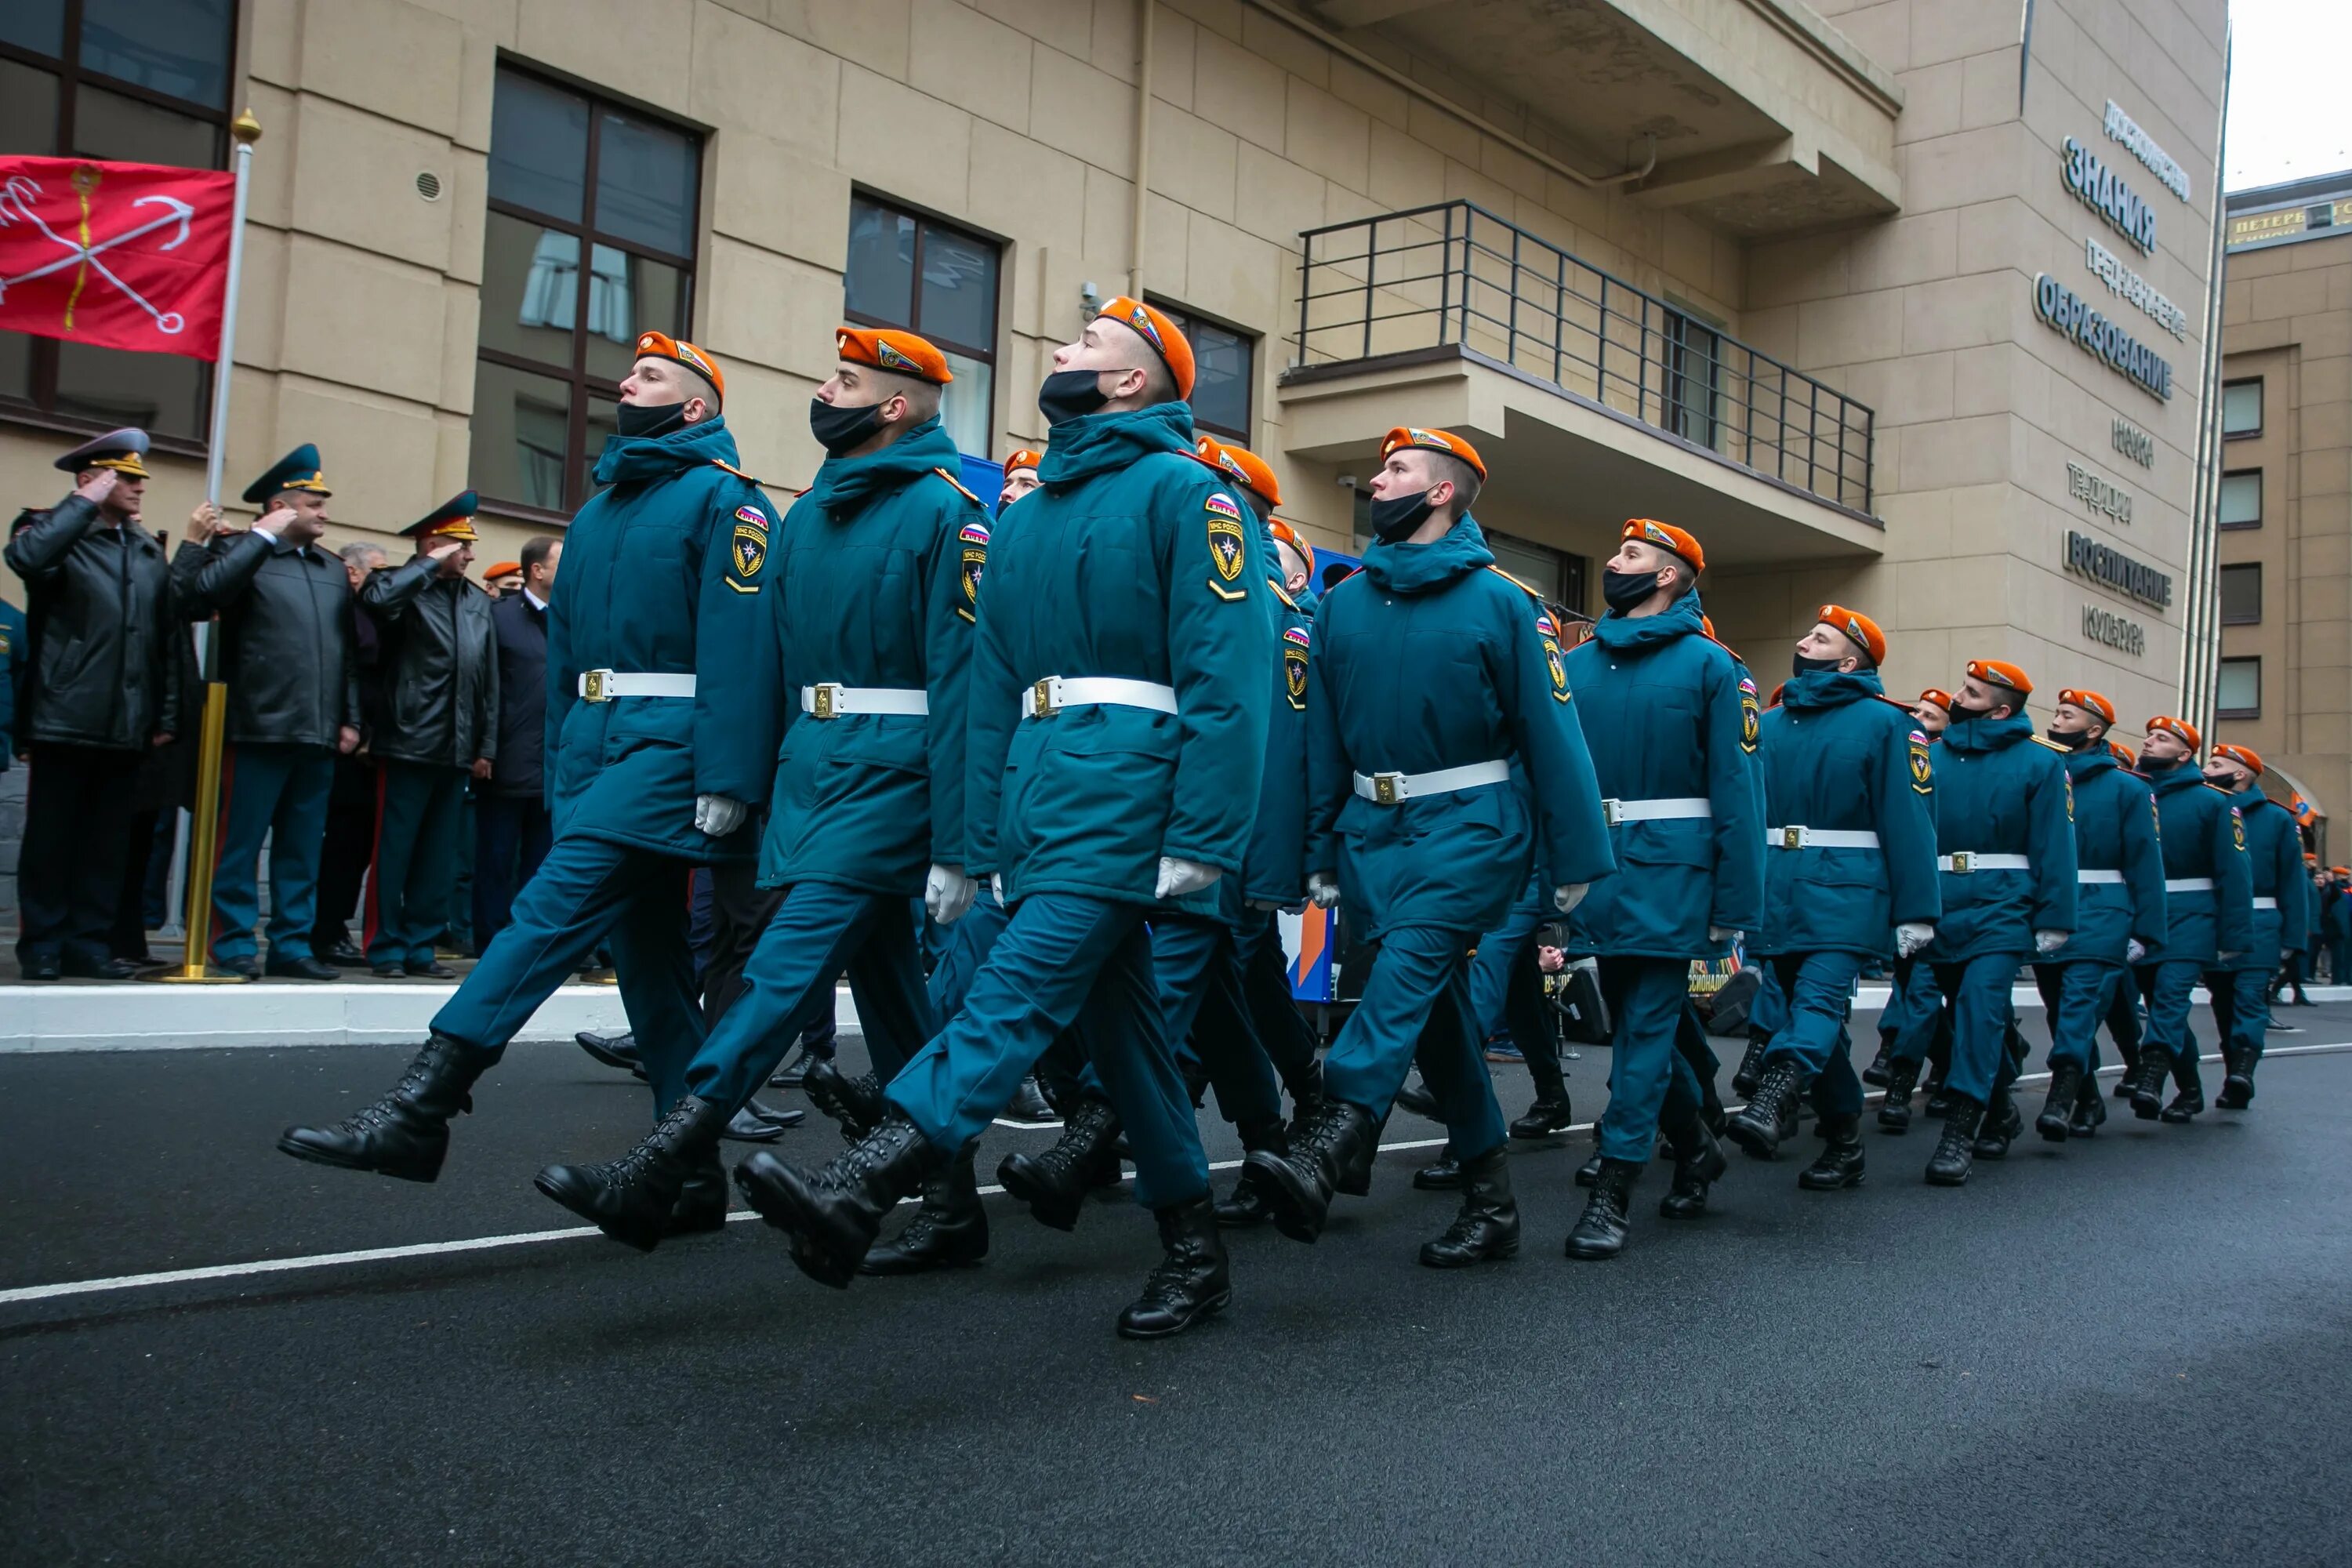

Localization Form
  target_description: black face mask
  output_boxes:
[1947,699,1994,720]
[1601,569,1660,612]
[1792,654,1841,677]
[2140,754,2181,775]
[2202,770,2238,789]
[1037,369,1109,426]
[1367,489,1436,543]
[615,399,688,440]
[809,397,887,456]
[2046,726,2092,750]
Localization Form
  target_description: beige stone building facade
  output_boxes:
[3,0,2228,726]
[2213,172,2352,850]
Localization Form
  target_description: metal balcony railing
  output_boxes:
[1288,201,1876,516]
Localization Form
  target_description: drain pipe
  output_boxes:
[1130,0,1155,299]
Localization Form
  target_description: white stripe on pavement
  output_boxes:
[5,1042,2347,1311]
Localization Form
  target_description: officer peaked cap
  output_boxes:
[244,444,330,505]
[56,426,151,479]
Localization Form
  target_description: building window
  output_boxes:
[472,66,699,517]
[2216,655,2261,718]
[1151,303,1254,442]
[2219,469,2263,528]
[2219,562,2262,625]
[2221,379,2263,437]
[0,0,240,445]
[844,194,998,459]
[1664,308,1725,452]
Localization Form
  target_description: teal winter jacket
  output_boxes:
[2143,762,2255,964]
[2223,786,2305,972]
[2056,746,2166,967]
[1920,713,2078,962]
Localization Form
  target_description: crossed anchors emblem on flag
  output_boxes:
[0,168,200,335]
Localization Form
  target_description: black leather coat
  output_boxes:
[172,531,360,750]
[3,495,182,751]
[361,557,498,768]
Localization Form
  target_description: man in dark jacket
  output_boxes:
[474,534,559,949]
[358,492,498,978]
[310,541,388,964]
[174,445,361,979]
[5,429,180,980]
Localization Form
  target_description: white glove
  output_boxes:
[1554,883,1589,914]
[2126,938,2147,964]
[2034,928,2068,956]
[694,793,748,837]
[1708,925,1740,944]
[924,863,975,925]
[1308,873,1341,909]
[990,873,1005,905]
[1155,856,1221,900]
[1896,921,1934,959]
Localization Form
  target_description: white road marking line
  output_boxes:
[5,1044,2346,1310]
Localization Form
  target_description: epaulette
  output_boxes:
[931,466,982,506]
[2030,735,2069,752]
[1484,564,1543,597]
[707,457,763,485]
[2202,781,2235,797]
[1267,578,1298,612]
[1872,694,1916,712]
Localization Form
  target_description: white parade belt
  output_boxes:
[2077,869,2126,884]
[1602,797,1712,826]
[1941,851,2030,872]
[1352,759,1512,806]
[578,670,695,702]
[1021,676,1178,720]
[1764,826,1879,849]
[801,684,927,718]
[2165,877,2215,891]
[2251,896,2278,909]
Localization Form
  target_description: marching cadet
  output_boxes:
[2030,691,2164,1142]
[5,429,180,981]
[999,448,1041,507]
[2191,743,2300,1111]
[175,445,361,980]
[279,331,784,1224]
[731,300,1270,1340]
[1865,688,1957,1090]
[1245,426,1611,1269]
[1549,519,1759,1258]
[2127,716,2253,1123]
[1738,605,1938,1191]
[1914,660,2076,1185]
[535,326,982,1258]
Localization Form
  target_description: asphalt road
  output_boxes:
[6,1001,2351,1566]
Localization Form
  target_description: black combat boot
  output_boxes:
[1419,1143,1520,1267]
[666,1142,730,1236]
[804,1054,887,1140]
[1284,1058,1326,1126]
[1726,1060,1802,1160]
[2037,1061,2085,1142]
[1974,1087,2021,1159]
[1565,1157,1640,1259]
[1924,1094,1984,1186]
[1575,1145,1605,1187]
[1413,1149,1462,1191]
[1392,1075,1439,1118]
[1116,1196,1232,1339]
[2161,1079,2205,1123]
[734,1115,933,1288]
[863,1138,988,1275]
[276,1032,492,1182]
[1862,1035,1896,1087]
[1732,1031,1769,1097]
[1657,1114,1727,1218]
[1509,1096,1574,1139]
[996,1096,1122,1232]
[535,1095,729,1251]
[2112,1041,2142,1098]
[1798,1113,1865,1190]
[2068,1076,2107,1138]
[2129,1047,2173,1120]
[1877,1056,1920,1134]
[1243,1099,1378,1244]
[1214,1120,1290,1227]
[1924,1083,1955,1120]
[2216,1044,2257,1110]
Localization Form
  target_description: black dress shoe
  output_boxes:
[1243,1100,1377,1244]
[1798,1114,1865,1191]
[804,1054,887,1140]
[1420,1144,1520,1268]
[1659,1118,1727,1218]
[1726,1061,1801,1160]
[405,960,458,979]
[1508,1096,1574,1138]
[575,1030,648,1080]
[998,1098,1121,1232]
[371,964,405,978]
[61,953,144,980]
[1116,1196,1232,1339]
[536,1096,728,1250]
[266,955,342,981]
[324,940,368,967]
[747,1097,806,1129]
[20,952,63,981]
[1413,1151,1462,1191]
[1392,1076,1439,1119]
[723,1105,788,1142]
[1925,1095,1984,1186]
[1001,1074,1060,1127]
[277,1032,491,1182]
[212,954,262,981]
[735,1116,935,1288]
[1565,1157,1639,1259]
[864,1140,989,1275]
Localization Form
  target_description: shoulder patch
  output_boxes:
[1534,610,1558,637]
[1909,730,1933,794]
[2231,806,2247,852]
[1739,684,1760,753]
[1283,624,1312,648]
[734,504,767,526]
[1484,564,1543,598]
[708,457,763,485]
[1203,492,1243,521]
[931,466,982,506]
[1282,626,1309,710]
[1738,674,1759,696]
[960,520,991,545]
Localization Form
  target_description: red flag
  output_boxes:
[0,155,236,361]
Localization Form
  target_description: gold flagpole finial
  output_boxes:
[231,110,262,143]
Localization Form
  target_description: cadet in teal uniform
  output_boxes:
[2193,742,2302,1112]
[0,594,22,766]
[1915,659,2077,1185]
[1867,688,1953,1096]
[733,300,1271,1341]
[1243,426,1610,1270]
[1740,604,1939,1190]
[279,332,784,1224]
[2129,714,2254,1123]
[533,327,983,1258]
[2029,690,2165,1142]
[1553,519,1761,1258]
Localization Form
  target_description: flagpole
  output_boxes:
[160,108,261,985]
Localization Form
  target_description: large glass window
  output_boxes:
[0,0,237,445]
[844,194,999,458]
[2221,378,2263,437]
[2220,469,2263,528]
[473,66,699,517]
[2219,562,2262,625]
[2216,656,2261,718]
[1152,303,1254,442]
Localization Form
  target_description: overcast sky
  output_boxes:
[2223,0,2352,191]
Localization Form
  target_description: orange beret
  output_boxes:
[1624,518,1704,573]
[2211,742,2263,775]
[1817,603,1885,666]
[1918,688,1954,712]
[2057,688,2116,726]
[1096,296,1193,400]
[1197,437,1280,506]
[2145,714,2201,753]
[1379,425,1486,481]
[1003,448,1042,477]
[835,325,953,385]
[2333,866,2349,877]
[1269,517,1314,577]
[484,561,521,580]
[1967,658,2032,696]
[633,331,724,400]
[2109,739,2137,767]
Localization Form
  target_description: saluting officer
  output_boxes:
[175,444,361,979]
[279,332,784,1216]
[2191,742,2299,1112]
[1739,605,1939,1191]
[733,300,1270,1340]
[1248,427,1613,1269]
[534,326,985,1258]
[2127,716,2254,1123]
[2030,690,2165,1142]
